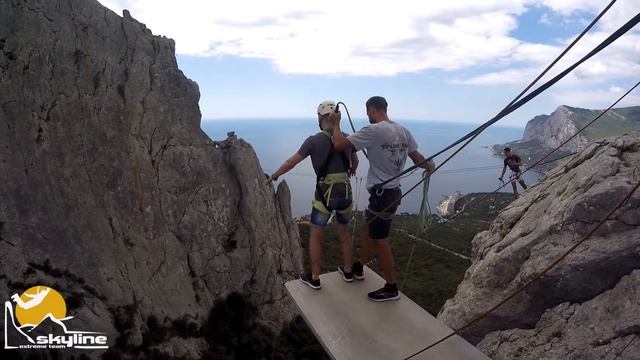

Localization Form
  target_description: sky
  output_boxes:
[98,0,640,126]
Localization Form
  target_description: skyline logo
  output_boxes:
[3,285,109,350]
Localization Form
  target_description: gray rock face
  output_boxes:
[522,105,589,152]
[438,132,640,347]
[494,105,640,173]
[0,0,302,355]
[478,270,640,360]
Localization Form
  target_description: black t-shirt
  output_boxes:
[504,155,521,172]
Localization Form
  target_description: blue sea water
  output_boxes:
[202,119,541,217]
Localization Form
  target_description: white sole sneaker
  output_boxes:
[338,266,354,282]
[367,293,400,302]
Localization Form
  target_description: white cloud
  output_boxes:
[97,0,639,85]
[98,0,531,76]
[538,13,553,25]
[552,83,640,108]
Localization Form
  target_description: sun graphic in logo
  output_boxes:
[12,286,66,326]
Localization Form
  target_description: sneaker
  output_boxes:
[299,273,321,290]
[352,261,365,281]
[368,283,400,302]
[338,265,353,282]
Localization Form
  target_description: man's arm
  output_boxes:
[350,151,359,177]
[269,153,305,182]
[500,165,507,180]
[329,113,354,151]
[408,151,436,173]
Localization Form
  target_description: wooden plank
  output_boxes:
[285,266,491,360]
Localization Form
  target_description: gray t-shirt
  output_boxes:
[297,131,354,176]
[348,121,418,190]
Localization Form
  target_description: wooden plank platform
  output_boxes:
[285,266,491,360]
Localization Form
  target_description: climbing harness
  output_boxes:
[314,130,353,214]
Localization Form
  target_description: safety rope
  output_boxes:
[338,101,368,160]
[366,77,639,304]
[403,178,640,359]
[351,176,363,247]
[375,0,620,189]
[266,154,577,180]
[418,173,432,235]
[419,79,639,240]
[400,172,432,290]
[396,79,640,357]
[611,334,637,360]
[365,10,640,226]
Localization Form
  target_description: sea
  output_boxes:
[202,119,542,218]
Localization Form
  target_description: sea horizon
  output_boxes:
[201,117,529,130]
[202,119,542,217]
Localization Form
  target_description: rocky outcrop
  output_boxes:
[478,270,640,360]
[439,132,640,350]
[0,0,302,356]
[522,106,588,152]
[493,105,640,172]
[436,191,462,217]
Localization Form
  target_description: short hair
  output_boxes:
[504,147,511,152]
[366,96,388,112]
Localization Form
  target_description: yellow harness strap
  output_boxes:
[313,172,352,214]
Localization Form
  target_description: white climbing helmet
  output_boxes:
[317,100,337,116]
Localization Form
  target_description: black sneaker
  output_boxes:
[338,265,353,282]
[368,283,400,302]
[299,273,321,290]
[352,261,365,281]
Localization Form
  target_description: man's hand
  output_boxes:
[268,174,279,183]
[327,110,341,126]
[349,167,357,177]
[425,159,436,174]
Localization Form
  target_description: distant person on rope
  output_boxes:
[499,147,528,199]
[328,96,435,302]
[269,101,359,290]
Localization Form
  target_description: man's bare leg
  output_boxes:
[309,226,324,279]
[376,238,397,284]
[360,222,372,266]
[511,181,519,199]
[518,179,528,190]
[336,224,352,272]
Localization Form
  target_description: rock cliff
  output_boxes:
[521,105,589,152]
[439,132,640,358]
[494,105,640,172]
[0,0,303,357]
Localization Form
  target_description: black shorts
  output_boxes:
[365,187,401,240]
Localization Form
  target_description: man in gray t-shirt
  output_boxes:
[269,101,359,290]
[329,96,435,302]
[347,116,419,191]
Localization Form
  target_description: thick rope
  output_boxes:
[400,173,431,290]
[375,0,620,188]
[611,334,638,360]
[419,79,639,240]
[366,8,638,226]
[403,178,640,359]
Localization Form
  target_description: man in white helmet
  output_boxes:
[269,101,359,289]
